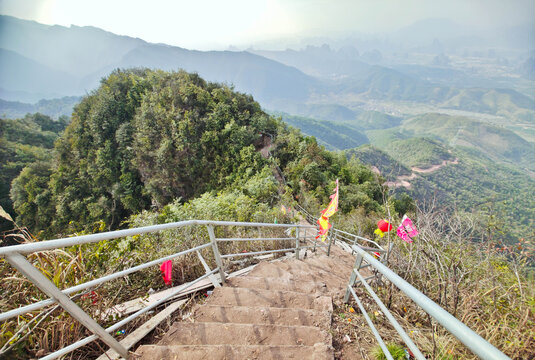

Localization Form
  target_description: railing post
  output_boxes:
[327,227,335,256]
[5,252,129,359]
[384,242,394,264]
[295,226,300,260]
[313,227,318,253]
[344,254,363,303]
[206,225,226,284]
[196,250,221,288]
[374,242,395,284]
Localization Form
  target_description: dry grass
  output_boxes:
[334,206,535,360]
[0,222,297,359]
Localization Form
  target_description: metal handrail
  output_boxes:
[0,220,316,360]
[331,228,383,249]
[294,204,386,254]
[345,244,511,360]
[0,220,314,256]
[0,242,212,321]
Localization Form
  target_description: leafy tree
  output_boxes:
[8,69,385,235]
[10,161,55,231]
[0,113,65,231]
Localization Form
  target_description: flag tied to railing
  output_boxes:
[160,260,173,285]
[317,179,339,242]
[396,215,419,243]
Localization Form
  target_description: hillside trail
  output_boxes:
[411,158,459,174]
[258,133,285,188]
[386,158,459,189]
[135,238,362,359]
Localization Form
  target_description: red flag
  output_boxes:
[160,260,173,286]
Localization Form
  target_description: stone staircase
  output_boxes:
[136,247,356,360]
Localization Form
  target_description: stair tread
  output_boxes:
[248,262,347,289]
[134,256,364,358]
[227,276,329,294]
[158,322,332,346]
[204,286,332,311]
[280,258,350,279]
[302,256,354,277]
[193,304,331,329]
[136,344,334,360]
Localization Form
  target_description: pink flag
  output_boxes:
[160,260,173,286]
[402,216,419,237]
[397,225,412,243]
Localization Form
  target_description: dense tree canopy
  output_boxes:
[0,113,67,231]
[8,69,384,235]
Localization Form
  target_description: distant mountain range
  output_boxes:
[0,96,80,119]
[0,15,321,105]
[1,15,534,122]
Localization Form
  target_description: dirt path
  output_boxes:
[412,158,458,173]
[385,158,459,189]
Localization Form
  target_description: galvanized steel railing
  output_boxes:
[2,208,509,360]
[0,220,317,359]
[344,244,511,360]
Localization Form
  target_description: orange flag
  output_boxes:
[317,179,339,242]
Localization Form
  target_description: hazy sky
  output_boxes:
[1,0,533,50]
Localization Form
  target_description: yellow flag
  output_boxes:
[321,179,339,219]
[316,179,339,242]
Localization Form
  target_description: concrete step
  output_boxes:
[204,286,332,312]
[194,304,331,329]
[136,343,334,360]
[249,262,347,290]
[303,255,354,278]
[227,275,329,294]
[248,261,295,279]
[157,322,332,347]
[277,259,347,281]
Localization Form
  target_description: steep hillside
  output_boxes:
[409,147,535,239]
[402,113,535,170]
[351,141,535,241]
[274,112,368,150]
[380,137,455,168]
[345,145,412,178]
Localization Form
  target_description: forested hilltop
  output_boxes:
[6,69,385,236]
